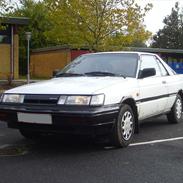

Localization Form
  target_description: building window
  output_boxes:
[0,25,11,44]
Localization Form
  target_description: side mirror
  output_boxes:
[52,69,60,77]
[139,68,156,79]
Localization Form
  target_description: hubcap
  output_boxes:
[121,111,133,141]
[175,99,182,119]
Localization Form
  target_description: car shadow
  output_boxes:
[23,116,175,154]
[132,115,183,143]
[23,135,118,156]
[139,116,170,128]
[1,115,182,155]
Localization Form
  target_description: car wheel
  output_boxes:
[19,129,41,139]
[110,104,135,147]
[167,94,183,124]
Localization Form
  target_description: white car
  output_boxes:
[0,52,183,147]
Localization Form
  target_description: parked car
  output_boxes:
[0,52,182,147]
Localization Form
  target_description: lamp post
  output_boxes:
[25,32,31,84]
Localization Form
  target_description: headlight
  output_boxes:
[58,96,67,105]
[90,94,105,106]
[58,95,91,105]
[66,96,91,105]
[57,94,105,106]
[2,94,24,103]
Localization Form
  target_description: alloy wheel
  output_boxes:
[121,111,133,141]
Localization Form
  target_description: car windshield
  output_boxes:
[56,53,138,78]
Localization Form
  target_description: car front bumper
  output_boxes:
[0,104,120,135]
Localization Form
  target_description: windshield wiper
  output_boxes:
[85,71,116,76]
[85,71,125,78]
[55,73,85,77]
[55,72,125,78]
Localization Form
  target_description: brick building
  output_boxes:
[0,17,29,80]
[30,46,93,78]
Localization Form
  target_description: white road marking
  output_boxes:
[130,137,183,146]
[104,137,183,149]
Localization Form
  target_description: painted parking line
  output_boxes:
[130,137,183,146]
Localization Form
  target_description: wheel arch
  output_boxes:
[177,90,183,113]
[178,90,183,101]
[121,97,139,133]
[167,90,183,124]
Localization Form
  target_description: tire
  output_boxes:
[19,129,41,139]
[110,104,135,147]
[167,94,183,124]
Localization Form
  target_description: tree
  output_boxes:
[10,0,53,49]
[45,0,152,50]
[7,0,54,75]
[151,2,183,49]
[0,0,16,25]
[0,0,9,28]
[1,0,152,75]
[0,0,7,17]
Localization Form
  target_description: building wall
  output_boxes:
[0,34,19,80]
[30,49,71,78]
[71,50,92,61]
[14,34,19,79]
[0,44,11,79]
[30,48,93,78]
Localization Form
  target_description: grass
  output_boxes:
[19,75,49,80]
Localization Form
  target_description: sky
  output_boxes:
[136,0,183,34]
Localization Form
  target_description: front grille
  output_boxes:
[24,95,60,105]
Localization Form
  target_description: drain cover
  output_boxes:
[0,144,29,156]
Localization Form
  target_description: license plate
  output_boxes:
[17,112,52,124]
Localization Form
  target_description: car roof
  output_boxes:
[83,51,157,56]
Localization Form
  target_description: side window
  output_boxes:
[156,57,169,76]
[140,55,161,77]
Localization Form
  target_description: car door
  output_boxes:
[138,55,168,120]
[155,56,177,112]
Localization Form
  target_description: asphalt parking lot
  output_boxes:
[0,116,183,183]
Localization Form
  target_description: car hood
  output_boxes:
[6,77,130,95]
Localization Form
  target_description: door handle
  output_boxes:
[162,81,167,84]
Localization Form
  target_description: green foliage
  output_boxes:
[0,0,8,16]
[2,0,152,50]
[0,0,10,29]
[0,0,15,13]
[45,0,152,50]
[10,0,54,48]
[152,2,183,49]
[1,0,152,75]
[0,0,16,19]
[7,0,54,75]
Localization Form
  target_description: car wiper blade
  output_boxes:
[55,73,85,77]
[85,71,116,76]
[85,71,125,78]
